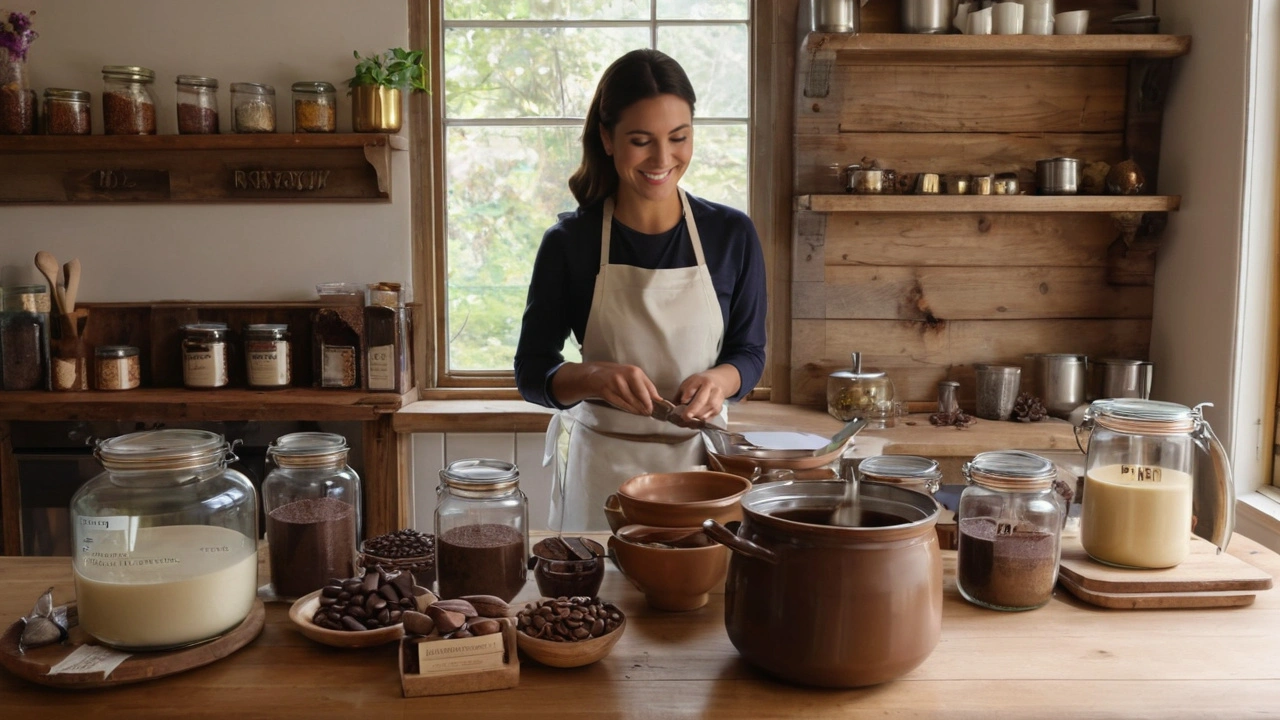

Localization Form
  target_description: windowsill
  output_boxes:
[1237,489,1280,553]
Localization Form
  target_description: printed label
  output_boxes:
[247,340,290,386]
[415,632,506,677]
[322,345,357,387]
[184,344,228,387]
[1120,465,1163,483]
[367,344,394,390]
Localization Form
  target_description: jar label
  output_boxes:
[322,345,357,387]
[1120,465,1163,483]
[367,344,394,390]
[184,344,228,387]
[247,340,290,387]
[96,356,140,390]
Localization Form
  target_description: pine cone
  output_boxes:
[1013,392,1047,422]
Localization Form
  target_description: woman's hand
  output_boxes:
[675,365,743,423]
[550,361,661,415]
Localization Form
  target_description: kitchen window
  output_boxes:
[431,0,753,386]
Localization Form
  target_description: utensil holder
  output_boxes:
[51,310,90,391]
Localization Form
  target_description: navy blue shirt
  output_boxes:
[515,192,767,409]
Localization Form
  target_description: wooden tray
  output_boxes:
[1058,573,1259,610]
[0,599,264,689]
[1058,535,1274,594]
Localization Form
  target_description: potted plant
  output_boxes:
[348,48,428,133]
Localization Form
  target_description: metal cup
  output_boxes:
[811,0,860,33]
[974,364,1022,421]
[1094,358,1153,400]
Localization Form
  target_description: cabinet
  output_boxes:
[790,30,1191,410]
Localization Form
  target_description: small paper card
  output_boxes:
[47,644,132,678]
[415,632,506,677]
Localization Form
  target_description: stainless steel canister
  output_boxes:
[1093,358,1152,400]
[1024,353,1088,419]
[901,0,953,33]
[1036,157,1081,195]
[811,0,860,33]
[973,364,1022,421]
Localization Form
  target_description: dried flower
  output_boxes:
[0,9,37,62]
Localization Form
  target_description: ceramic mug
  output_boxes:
[993,2,1024,34]
[953,1,974,32]
[966,6,993,35]
[1054,9,1089,35]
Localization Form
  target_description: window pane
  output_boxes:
[445,27,650,119]
[656,0,749,20]
[683,124,749,214]
[658,25,749,118]
[446,126,582,372]
[446,0,648,21]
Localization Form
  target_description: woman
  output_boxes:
[515,49,767,531]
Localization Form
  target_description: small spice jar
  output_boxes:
[957,450,1068,612]
[42,88,91,136]
[175,75,219,134]
[94,345,140,391]
[181,322,230,389]
[101,65,157,135]
[0,284,51,391]
[292,81,337,133]
[435,459,529,602]
[231,82,276,133]
[244,323,290,390]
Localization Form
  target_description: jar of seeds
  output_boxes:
[231,82,275,133]
[95,345,140,391]
[43,89,91,136]
[292,81,336,133]
[102,66,157,135]
[176,75,219,134]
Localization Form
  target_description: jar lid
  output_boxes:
[440,459,520,491]
[367,282,403,309]
[830,350,886,381]
[1097,357,1144,366]
[96,345,139,358]
[176,75,219,88]
[96,429,228,472]
[230,82,276,96]
[2,284,47,296]
[44,88,90,102]
[292,81,335,93]
[268,432,349,468]
[245,323,289,334]
[858,455,941,482]
[183,322,228,338]
[1087,398,1196,434]
[102,65,156,82]
[1,285,49,312]
[964,450,1056,491]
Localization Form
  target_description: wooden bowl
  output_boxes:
[608,532,730,611]
[616,471,751,528]
[288,590,413,648]
[515,613,626,668]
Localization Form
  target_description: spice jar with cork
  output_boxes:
[101,65,157,135]
[956,450,1068,611]
[435,459,529,602]
[0,284,51,390]
[231,82,276,133]
[175,75,219,134]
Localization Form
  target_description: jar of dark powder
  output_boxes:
[181,322,230,389]
[957,450,1068,612]
[435,459,528,602]
[0,285,51,391]
[101,65,157,135]
[244,323,291,390]
[176,75,219,134]
[262,432,362,601]
[43,88,92,136]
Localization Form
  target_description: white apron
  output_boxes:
[545,188,725,532]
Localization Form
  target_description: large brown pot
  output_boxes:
[704,480,942,688]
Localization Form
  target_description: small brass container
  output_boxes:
[351,85,402,132]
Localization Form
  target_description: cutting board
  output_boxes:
[1057,574,1260,609]
[1058,534,1274,595]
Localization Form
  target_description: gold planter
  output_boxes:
[351,85,402,132]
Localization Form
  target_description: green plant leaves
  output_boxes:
[348,47,430,93]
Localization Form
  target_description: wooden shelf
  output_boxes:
[0,133,406,204]
[0,387,416,422]
[797,194,1181,213]
[803,33,1192,62]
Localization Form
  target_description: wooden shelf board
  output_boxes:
[0,387,416,422]
[803,33,1192,61]
[0,133,405,153]
[394,400,555,434]
[798,194,1181,213]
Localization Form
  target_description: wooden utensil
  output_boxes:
[62,258,81,314]
[33,251,66,316]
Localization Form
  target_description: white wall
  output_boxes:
[410,433,556,533]
[0,0,413,302]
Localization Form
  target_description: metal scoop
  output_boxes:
[830,466,863,527]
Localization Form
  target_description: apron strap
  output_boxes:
[678,188,707,267]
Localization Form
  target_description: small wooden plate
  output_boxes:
[1058,574,1259,610]
[288,590,404,648]
[0,599,265,689]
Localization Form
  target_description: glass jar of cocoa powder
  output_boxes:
[435,459,528,602]
[262,432,362,601]
[244,323,290,390]
[43,89,91,136]
[101,66,157,135]
[175,75,219,134]
[291,81,336,133]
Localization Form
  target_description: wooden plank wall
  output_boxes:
[786,0,1144,410]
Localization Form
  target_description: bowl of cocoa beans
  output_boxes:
[514,596,626,668]
[288,567,436,648]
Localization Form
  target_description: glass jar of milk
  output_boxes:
[1078,399,1234,569]
[71,429,259,651]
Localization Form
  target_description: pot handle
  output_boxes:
[702,519,777,564]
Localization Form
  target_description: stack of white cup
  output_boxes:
[956,1,1089,36]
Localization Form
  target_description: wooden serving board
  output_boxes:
[0,599,264,689]
[1057,574,1259,610]
[1058,535,1274,595]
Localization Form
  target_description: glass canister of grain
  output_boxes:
[101,65,157,135]
[244,323,290,390]
[71,429,258,650]
[231,82,276,133]
[175,75,219,134]
[365,282,410,393]
[0,285,51,390]
[435,459,529,602]
[42,88,91,136]
[181,322,230,389]
[957,450,1067,612]
[313,282,363,389]
[95,345,140,391]
[262,432,362,601]
[292,81,337,133]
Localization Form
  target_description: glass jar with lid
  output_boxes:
[826,351,896,427]
[0,284,51,390]
[231,82,276,133]
[43,88,91,135]
[292,81,337,133]
[262,432,361,601]
[244,323,291,390]
[182,322,230,389]
[435,459,528,601]
[101,65,157,135]
[957,450,1067,611]
[175,75,219,134]
[70,429,258,650]
[1077,399,1233,569]
[95,345,140,391]
[855,455,943,499]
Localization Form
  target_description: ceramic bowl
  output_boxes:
[515,606,627,668]
[288,585,434,648]
[608,528,731,611]
[706,443,846,482]
[615,471,751,528]
[603,493,628,533]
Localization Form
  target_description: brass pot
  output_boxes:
[351,85,402,132]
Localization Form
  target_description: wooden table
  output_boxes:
[4,535,1280,719]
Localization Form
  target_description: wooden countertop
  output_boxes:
[4,536,1280,718]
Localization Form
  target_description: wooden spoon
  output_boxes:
[33,251,66,316]
[63,258,81,314]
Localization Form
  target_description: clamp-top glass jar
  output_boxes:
[435,459,528,601]
[856,455,942,499]
[70,429,258,650]
[262,432,361,601]
[102,65,157,135]
[957,450,1067,611]
[1077,399,1233,569]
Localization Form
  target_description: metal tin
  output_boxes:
[1036,157,1081,195]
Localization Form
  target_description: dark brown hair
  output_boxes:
[568,49,697,207]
